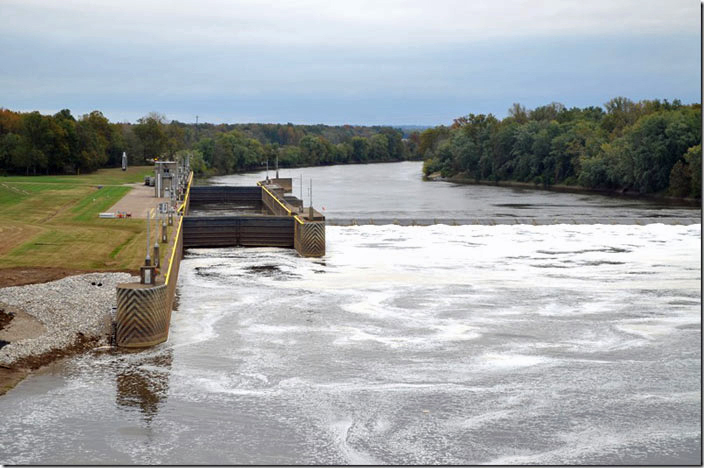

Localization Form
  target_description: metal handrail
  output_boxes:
[257,181,304,225]
[166,171,193,285]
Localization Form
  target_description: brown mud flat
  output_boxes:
[0,334,101,396]
[0,266,137,288]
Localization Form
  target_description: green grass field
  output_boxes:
[0,166,172,272]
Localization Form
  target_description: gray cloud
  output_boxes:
[0,0,699,124]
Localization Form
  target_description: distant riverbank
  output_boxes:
[426,172,701,208]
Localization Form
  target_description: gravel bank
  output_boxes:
[0,272,137,367]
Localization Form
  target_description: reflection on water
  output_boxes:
[116,350,172,422]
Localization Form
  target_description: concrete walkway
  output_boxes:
[107,183,169,219]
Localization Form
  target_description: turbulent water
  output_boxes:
[0,162,700,464]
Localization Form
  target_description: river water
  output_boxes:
[0,162,700,464]
[210,161,700,222]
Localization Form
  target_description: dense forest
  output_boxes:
[1,98,700,198]
[421,98,701,198]
[0,109,420,177]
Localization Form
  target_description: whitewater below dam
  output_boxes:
[0,222,700,464]
[0,162,700,464]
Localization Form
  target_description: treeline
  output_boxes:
[0,108,420,176]
[191,126,415,175]
[421,98,701,198]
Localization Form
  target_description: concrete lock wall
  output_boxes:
[115,172,192,348]
[189,186,262,206]
[260,185,291,217]
[259,182,326,257]
[182,216,295,248]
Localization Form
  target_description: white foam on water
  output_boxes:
[616,315,700,339]
[430,322,481,341]
[170,223,700,464]
[341,290,401,319]
[488,424,701,465]
[556,332,646,354]
[328,418,378,465]
[3,222,699,465]
[284,224,702,293]
[332,326,429,349]
[446,408,517,431]
[477,352,553,370]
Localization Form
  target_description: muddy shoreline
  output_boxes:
[0,271,137,396]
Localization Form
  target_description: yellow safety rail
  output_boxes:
[164,215,182,285]
[177,172,194,213]
[257,181,304,225]
[166,171,193,285]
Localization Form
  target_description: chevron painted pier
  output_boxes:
[115,283,169,347]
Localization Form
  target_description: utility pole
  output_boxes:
[145,209,151,266]
[309,178,313,219]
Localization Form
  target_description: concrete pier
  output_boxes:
[115,283,169,347]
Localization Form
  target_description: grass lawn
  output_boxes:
[0,166,173,272]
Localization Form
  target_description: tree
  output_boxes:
[75,111,111,173]
[507,103,528,124]
[350,137,370,162]
[195,137,215,167]
[669,160,692,197]
[684,144,702,198]
[529,102,564,122]
[175,149,207,176]
[418,126,450,157]
[164,122,186,157]
[134,113,168,162]
[19,112,51,175]
[52,109,78,172]
[369,134,390,161]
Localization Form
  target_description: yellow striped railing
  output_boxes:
[177,172,194,214]
[166,171,193,285]
[257,181,304,225]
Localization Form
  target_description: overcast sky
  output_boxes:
[0,0,700,125]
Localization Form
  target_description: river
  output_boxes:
[0,162,700,464]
